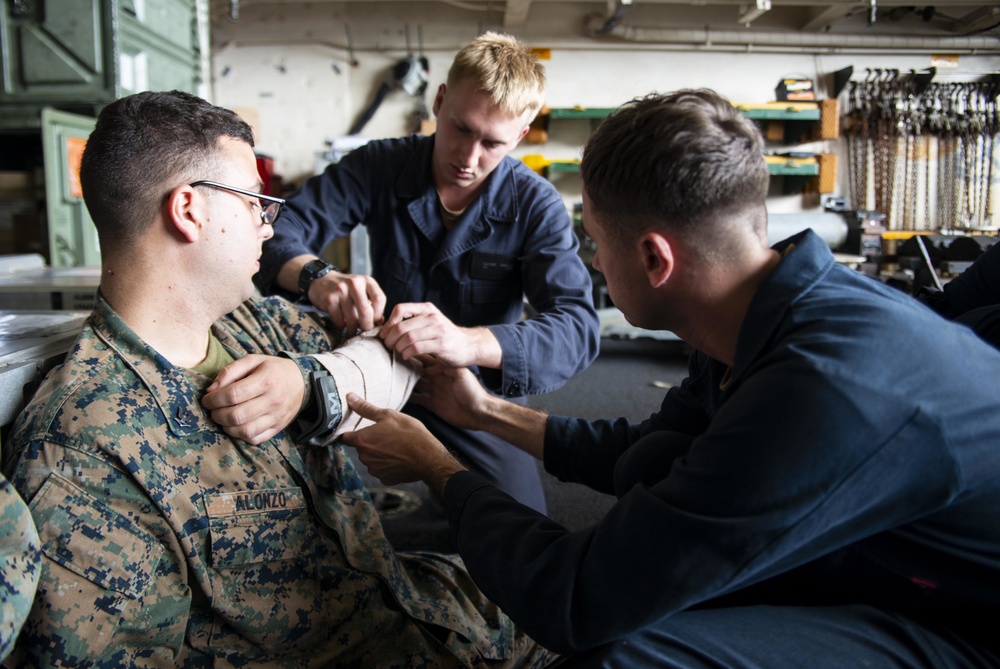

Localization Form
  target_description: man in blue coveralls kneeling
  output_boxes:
[256,32,599,514]
[343,89,1000,668]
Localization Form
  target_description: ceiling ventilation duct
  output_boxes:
[583,12,1000,53]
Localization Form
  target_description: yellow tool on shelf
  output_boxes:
[521,154,581,176]
[521,154,552,175]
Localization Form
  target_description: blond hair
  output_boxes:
[447,32,546,121]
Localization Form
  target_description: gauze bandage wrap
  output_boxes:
[305,328,420,444]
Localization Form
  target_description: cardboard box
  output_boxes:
[0,171,32,201]
[0,202,34,255]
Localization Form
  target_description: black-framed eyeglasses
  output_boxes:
[190,180,285,226]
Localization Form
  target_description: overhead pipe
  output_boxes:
[583,12,1000,53]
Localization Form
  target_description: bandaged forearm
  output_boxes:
[307,328,420,442]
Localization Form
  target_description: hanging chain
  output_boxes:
[844,74,998,231]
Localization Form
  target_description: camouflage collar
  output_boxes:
[89,292,214,438]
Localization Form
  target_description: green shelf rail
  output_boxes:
[545,103,821,123]
[547,108,616,120]
[735,105,821,121]
[546,161,582,174]
[766,161,819,176]
[534,158,820,178]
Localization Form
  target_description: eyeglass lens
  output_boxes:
[261,201,282,225]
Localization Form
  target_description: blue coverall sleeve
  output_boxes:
[939,240,1000,317]
[543,351,717,493]
[256,153,372,296]
[445,360,963,654]
[482,186,600,396]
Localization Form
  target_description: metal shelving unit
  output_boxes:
[529,101,836,188]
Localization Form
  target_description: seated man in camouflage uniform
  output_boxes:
[1,90,556,668]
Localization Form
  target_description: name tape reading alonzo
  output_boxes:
[205,488,307,516]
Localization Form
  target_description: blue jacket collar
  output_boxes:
[734,229,836,374]
[394,135,520,224]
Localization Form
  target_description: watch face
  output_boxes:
[299,260,333,296]
[305,259,329,275]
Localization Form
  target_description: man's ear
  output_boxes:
[432,83,447,117]
[639,232,674,288]
[164,185,204,243]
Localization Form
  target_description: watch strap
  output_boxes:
[296,371,343,446]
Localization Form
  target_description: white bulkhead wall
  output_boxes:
[207,1,1000,220]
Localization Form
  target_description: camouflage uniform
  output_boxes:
[0,473,40,662]
[2,293,556,668]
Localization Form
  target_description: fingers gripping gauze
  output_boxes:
[311,327,420,439]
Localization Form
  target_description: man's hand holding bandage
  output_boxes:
[314,328,421,439]
[341,393,466,499]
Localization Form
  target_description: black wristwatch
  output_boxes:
[298,259,335,299]
[296,370,343,446]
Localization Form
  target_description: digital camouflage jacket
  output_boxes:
[0,474,40,662]
[2,293,553,668]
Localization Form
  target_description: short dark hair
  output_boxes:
[581,89,769,262]
[79,90,254,255]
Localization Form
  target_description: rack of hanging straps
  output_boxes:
[843,68,1000,232]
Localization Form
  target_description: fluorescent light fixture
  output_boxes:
[739,0,771,25]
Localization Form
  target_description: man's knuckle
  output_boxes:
[232,406,255,425]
